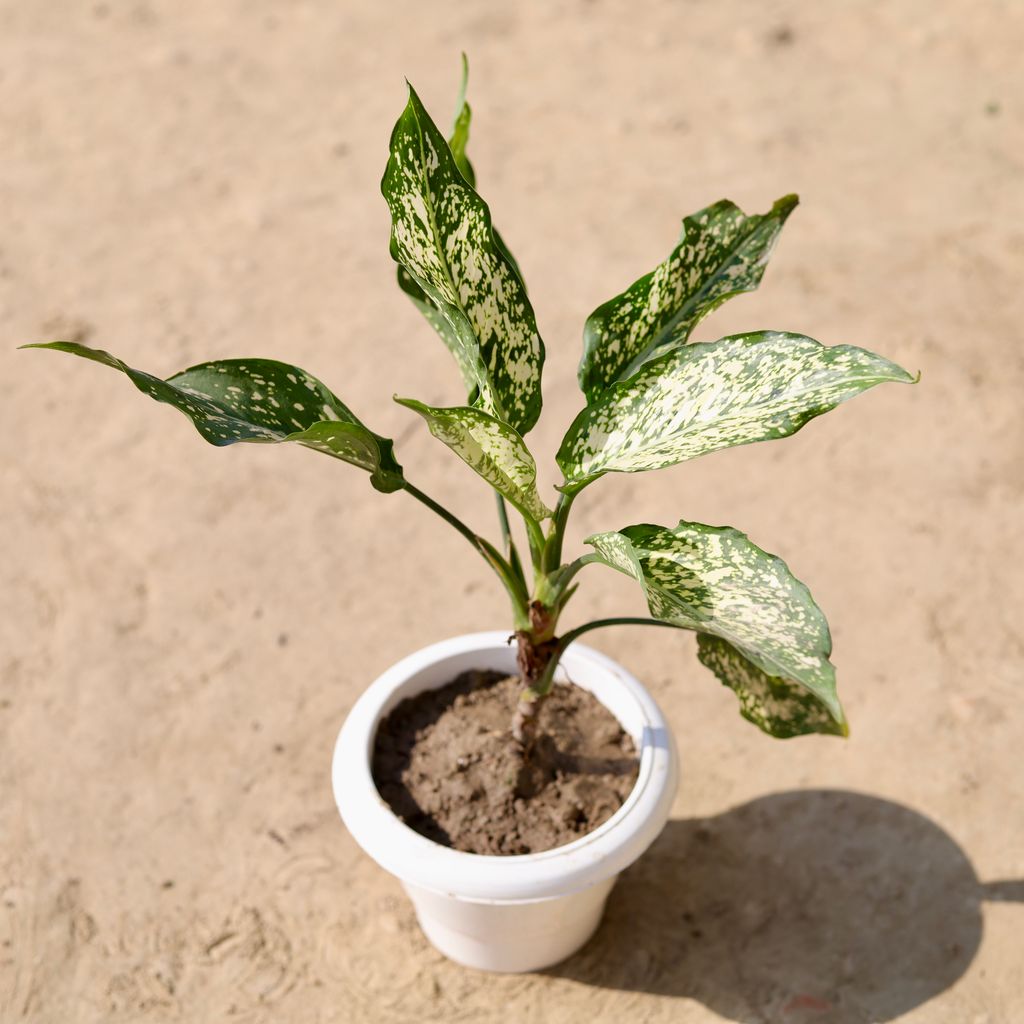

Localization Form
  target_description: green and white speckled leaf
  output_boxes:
[696,635,845,739]
[394,60,523,403]
[395,265,481,403]
[383,82,544,434]
[395,58,477,400]
[395,398,552,522]
[579,195,798,402]
[586,521,846,737]
[445,60,524,280]
[24,342,405,493]
[558,331,915,492]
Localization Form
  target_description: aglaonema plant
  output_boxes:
[23,59,916,749]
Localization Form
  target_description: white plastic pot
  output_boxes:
[332,631,678,973]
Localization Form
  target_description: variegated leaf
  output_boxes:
[579,195,798,402]
[394,59,523,403]
[445,59,524,281]
[558,331,915,492]
[382,82,544,434]
[395,398,552,521]
[24,342,405,492]
[586,521,846,737]
[396,265,481,403]
[697,635,846,739]
[395,57,476,398]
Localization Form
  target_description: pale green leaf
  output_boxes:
[586,520,846,737]
[449,53,475,187]
[395,398,552,521]
[579,195,798,402]
[558,331,915,492]
[382,82,544,434]
[23,342,406,492]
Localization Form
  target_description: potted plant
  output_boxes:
[22,60,915,973]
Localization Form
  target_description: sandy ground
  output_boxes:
[2,1,1022,1021]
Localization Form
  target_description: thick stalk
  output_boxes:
[511,602,559,747]
[513,491,579,746]
[513,615,678,748]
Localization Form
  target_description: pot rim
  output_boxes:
[332,631,678,903]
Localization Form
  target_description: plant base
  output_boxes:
[332,632,678,973]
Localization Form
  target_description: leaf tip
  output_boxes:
[20,340,75,351]
[891,362,920,385]
[774,193,800,219]
[393,394,427,415]
[19,340,71,353]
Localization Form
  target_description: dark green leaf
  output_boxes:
[382,82,544,433]
[697,635,847,739]
[579,195,798,402]
[394,59,526,389]
[23,342,405,492]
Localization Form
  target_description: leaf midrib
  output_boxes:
[460,430,539,518]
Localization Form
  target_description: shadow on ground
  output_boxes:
[552,789,1021,1022]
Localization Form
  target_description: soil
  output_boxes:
[372,671,639,855]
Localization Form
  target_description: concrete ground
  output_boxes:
[2,1,1022,1021]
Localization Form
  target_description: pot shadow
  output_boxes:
[551,789,1022,1022]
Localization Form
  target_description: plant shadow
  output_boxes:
[551,789,1015,1022]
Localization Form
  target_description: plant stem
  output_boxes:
[542,491,576,573]
[495,491,513,546]
[512,616,678,750]
[495,493,527,592]
[511,623,559,747]
[549,552,601,593]
[531,617,681,696]
[524,516,547,578]
[404,482,529,623]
